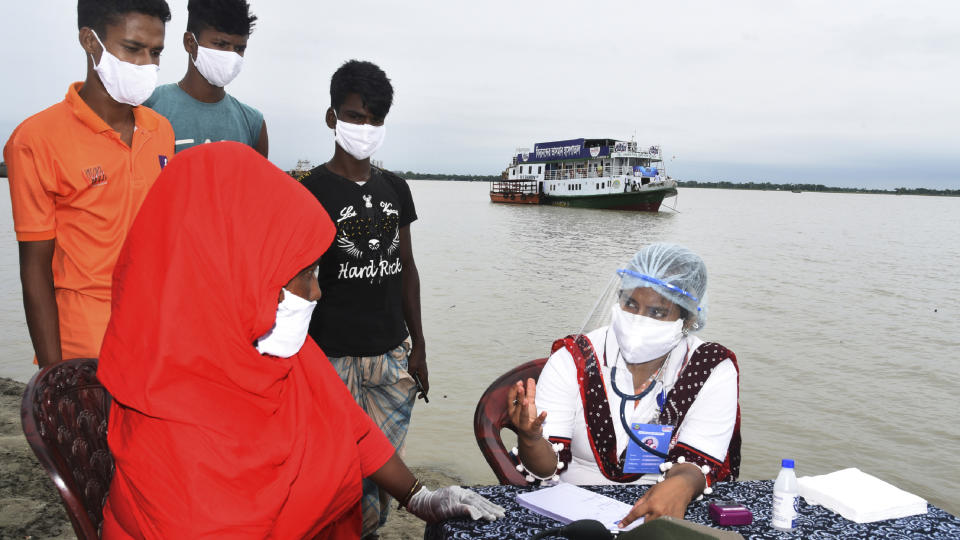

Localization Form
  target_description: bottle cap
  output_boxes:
[781,459,795,468]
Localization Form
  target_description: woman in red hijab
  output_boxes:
[98,142,502,538]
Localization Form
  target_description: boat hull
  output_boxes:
[542,187,676,211]
[489,192,541,204]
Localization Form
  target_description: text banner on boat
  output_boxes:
[520,139,611,163]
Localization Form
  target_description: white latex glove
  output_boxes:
[405,485,506,523]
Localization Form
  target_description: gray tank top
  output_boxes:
[144,84,263,153]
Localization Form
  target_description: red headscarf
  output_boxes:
[98,142,394,539]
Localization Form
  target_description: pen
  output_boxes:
[412,373,429,403]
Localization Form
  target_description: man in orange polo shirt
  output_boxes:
[3,0,174,367]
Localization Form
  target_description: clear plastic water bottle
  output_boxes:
[772,459,798,531]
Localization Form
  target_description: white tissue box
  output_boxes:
[797,468,927,524]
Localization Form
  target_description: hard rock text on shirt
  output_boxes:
[338,258,403,280]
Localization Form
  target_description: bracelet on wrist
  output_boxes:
[657,456,713,501]
[397,478,423,510]
[510,443,564,484]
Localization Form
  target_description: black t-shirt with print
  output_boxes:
[301,165,417,357]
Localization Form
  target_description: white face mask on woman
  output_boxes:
[191,33,244,87]
[255,288,317,358]
[334,111,386,160]
[90,31,159,106]
[610,304,684,364]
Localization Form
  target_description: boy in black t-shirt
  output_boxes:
[300,60,425,539]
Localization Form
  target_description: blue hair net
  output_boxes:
[618,243,708,330]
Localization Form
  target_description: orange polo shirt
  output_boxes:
[4,82,174,360]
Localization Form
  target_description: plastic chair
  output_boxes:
[473,357,548,485]
[21,358,113,539]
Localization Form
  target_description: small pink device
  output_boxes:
[708,500,754,526]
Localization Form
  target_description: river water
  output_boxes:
[1,182,957,514]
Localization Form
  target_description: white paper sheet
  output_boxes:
[798,468,927,524]
[516,482,645,533]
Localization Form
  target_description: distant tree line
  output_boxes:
[394,171,498,182]
[390,171,959,197]
[677,180,960,197]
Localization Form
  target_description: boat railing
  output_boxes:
[490,180,539,194]
[542,166,663,181]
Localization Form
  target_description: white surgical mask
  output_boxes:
[610,304,684,364]
[334,112,386,160]
[256,288,317,358]
[90,30,159,106]
[191,33,244,87]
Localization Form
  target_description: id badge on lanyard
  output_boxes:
[624,423,675,474]
[610,362,677,475]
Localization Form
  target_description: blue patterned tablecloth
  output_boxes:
[425,480,960,539]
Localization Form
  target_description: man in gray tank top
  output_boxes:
[144,0,268,157]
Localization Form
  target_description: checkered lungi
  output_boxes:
[328,339,417,537]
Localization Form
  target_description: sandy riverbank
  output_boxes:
[0,377,458,539]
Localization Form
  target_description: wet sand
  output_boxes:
[0,377,73,539]
[0,377,458,539]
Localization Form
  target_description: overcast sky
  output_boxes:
[2,1,958,188]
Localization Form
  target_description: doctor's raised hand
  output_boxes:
[508,378,547,437]
[507,378,559,479]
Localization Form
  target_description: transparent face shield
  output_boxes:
[578,269,702,336]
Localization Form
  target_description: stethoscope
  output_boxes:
[606,330,671,460]
[602,271,702,462]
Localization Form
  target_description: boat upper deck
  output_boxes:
[513,138,662,165]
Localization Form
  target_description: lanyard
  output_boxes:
[610,365,670,460]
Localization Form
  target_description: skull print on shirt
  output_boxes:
[334,193,402,283]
